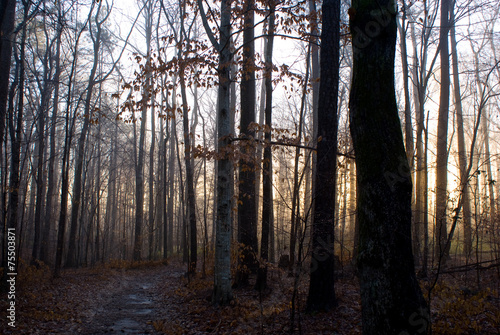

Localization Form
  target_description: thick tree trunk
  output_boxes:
[306,0,339,312]
[349,1,429,333]
[204,0,234,305]
[0,0,15,160]
[236,0,258,286]
[0,1,15,256]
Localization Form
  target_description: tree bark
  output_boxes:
[32,39,51,265]
[40,0,63,265]
[146,4,156,261]
[255,0,275,291]
[236,0,258,286]
[3,2,28,283]
[0,0,15,162]
[349,0,429,333]
[435,0,450,263]
[180,64,198,275]
[398,4,419,264]
[168,115,175,256]
[0,3,15,252]
[306,0,339,312]
[198,0,234,305]
[450,4,472,257]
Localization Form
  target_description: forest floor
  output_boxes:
[0,257,499,334]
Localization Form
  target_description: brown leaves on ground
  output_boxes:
[1,258,498,334]
[153,262,362,335]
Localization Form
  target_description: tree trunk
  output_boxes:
[288,46,311,275]
[3,3,28,284]
[168,115,175,256]
[32,52,51,265]
[160,90,169,259]
[66,3,104,267]
[0,0,16,258]
[199,0,234,305]
[0,0,15,166]
[350,156,358,262]
[40,0,63,264]
[450,5,472,257]
[255,0,275,291]
[349,0,429,333]
[179,65,198,275]
[133,3,153,261]
[236,0,258,286]
[306,0,339,312]
[54,6,88,276]
[398,5,419,264]
[435,0,450,263]
[148,84,156,261]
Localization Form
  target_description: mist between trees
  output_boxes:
[0,0,499,333]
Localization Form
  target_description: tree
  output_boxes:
[132,0,156,262]
[450,0,472,257]
[178,18,198,278]
[66,0,110,267]
[306,0,339,312]
[0,0,16,182]
[0,0,16,160]
[199,0,234,305]
[236,0,258,286]
[255,0,275,292]
[349,0,429,333]
[40,0,65,265]
[3,0,30,282]
[55,2,91,277]
[435,0,451,263]
[409,0,440,276]
[0,0,15,268]
[398,1,419,263]
[32,1,56,265]
[146,0,157,262]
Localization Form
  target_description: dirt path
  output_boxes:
[78,265,175,334]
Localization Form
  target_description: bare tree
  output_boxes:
[199,0,234,305]
[255,0,275,292]
[435,0,451,263]
[349,0,429,332]
[306,0,339,312]
[236,0,258,286]
[66,1,111,267]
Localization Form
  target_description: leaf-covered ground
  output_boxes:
[1,258,499,334]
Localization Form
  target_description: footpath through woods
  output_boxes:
[80,264,173,334]
[0,261,180,334]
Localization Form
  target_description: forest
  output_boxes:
[0,0,499,333]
